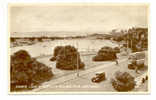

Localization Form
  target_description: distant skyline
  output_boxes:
[9,4,148,34]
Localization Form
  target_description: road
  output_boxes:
[31,57,148,92]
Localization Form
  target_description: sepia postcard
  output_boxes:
[8,3,150,94]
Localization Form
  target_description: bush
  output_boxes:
[53,46,64,57]
[11,50,53,91]
[111,71,135,92]
[49,46,63,61]
[56,45,85,70]
[50,56,56,61]
[93,46,117,61]
[92,55,106,61]
[113,47,120,53]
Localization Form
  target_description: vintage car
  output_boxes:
[91,72,106,83]
[128,51,145,69]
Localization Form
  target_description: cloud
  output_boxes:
[9,4,148,32]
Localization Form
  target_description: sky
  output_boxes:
[9,4,148,34]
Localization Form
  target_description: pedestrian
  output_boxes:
[142,78,145,83]
[133,59,139,74]
[145,75,148,80]
[114,53,118,65]
[135,66,139,74]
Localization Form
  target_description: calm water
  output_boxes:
[11,39,118,57]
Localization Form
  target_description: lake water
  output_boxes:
[10,39,118,57]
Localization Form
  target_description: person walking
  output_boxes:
[135,65,139,74]
[114,52,118,65]
[133,58,139,74]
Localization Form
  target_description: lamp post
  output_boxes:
[64,35,65,57]
[126,33,129,55]
[76,41,79,77]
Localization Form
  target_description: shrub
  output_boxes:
[53,46,64,57]
[56,45,85,70]
[113,47,120,53]
[11,50,53,91]
[50,56,56,61]
[92,55,106,61]
[93,46,117,61]
[49,46,63,61]
[111,71,135,92]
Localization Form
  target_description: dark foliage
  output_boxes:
[50,56,56,61]
[113,47,120,53]
[11,50,53,91]
[49,46,63,61]
[56,45,85,70]
[93,46,117,61]
[53,46,64,57]
[111,71,135,92]
[124,28,148,52]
